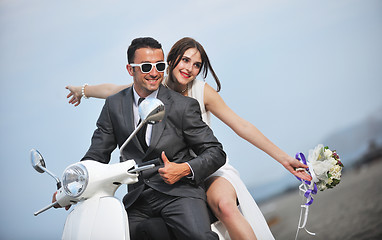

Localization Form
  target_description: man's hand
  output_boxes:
[158,151,191,184]
[52,191,71,211]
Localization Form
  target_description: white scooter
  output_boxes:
[31,98,229,240]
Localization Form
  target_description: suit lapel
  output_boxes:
[121,87,145,152]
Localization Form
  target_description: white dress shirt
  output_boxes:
[132,87,158,146]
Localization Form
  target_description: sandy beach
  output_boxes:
[260,158,382,240]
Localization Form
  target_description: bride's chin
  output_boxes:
[178,76,193,85]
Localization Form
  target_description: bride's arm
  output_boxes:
[203,83,312,181]
[66,83,131,106]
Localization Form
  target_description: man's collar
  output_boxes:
[132,85,159,106]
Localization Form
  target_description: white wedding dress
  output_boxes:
[187,79,275,240]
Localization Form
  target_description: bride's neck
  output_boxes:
[164,78,188,96]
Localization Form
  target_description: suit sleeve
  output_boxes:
[181,99,226,185]
[81,99,117,163]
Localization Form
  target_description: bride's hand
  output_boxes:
[66,85,82,106]
[282,156,312,181]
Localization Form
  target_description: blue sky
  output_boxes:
[1,0,381,239]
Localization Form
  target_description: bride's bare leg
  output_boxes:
[206,176,257,240]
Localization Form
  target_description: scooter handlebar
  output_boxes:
[127,158,162,174]
[34,201,58,216]
[128,164,155,173]
[138,158,162,167]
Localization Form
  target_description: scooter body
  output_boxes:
[32,153,229,240]
[31,153,141,240]
[60,160,137,240]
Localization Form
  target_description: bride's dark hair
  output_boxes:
[167,37,221,92]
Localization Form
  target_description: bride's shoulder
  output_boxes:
[191,80,216,92]
[203,82,219,98]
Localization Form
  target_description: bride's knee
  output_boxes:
[213,198,239,220]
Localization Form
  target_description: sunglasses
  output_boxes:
[130,62,167,74]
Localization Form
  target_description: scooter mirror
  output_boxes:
[30,149,46,174]
[30,149,62,188]
[139,98,165,124]
[119,98,165,156]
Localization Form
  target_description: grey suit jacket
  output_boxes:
[82,85,226,208]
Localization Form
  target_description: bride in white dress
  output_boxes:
[66,37,311,240]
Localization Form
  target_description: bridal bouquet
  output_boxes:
[294,144,344,239]
[307,144,344,191]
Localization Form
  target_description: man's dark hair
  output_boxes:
[127,37,163,63]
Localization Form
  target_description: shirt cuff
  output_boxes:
[186,162,194,180]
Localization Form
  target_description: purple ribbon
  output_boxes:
[295,152,317,206]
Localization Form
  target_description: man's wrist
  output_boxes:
[180,163,191,176]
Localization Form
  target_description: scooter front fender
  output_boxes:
[62,197,129,240]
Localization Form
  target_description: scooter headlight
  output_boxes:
[62,163,88,198]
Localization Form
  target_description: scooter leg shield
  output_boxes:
[62,197,129,240]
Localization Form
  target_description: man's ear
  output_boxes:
[126,64,134,76]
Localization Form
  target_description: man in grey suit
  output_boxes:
[82,37,226,239]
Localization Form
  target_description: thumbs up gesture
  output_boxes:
[158,151,191,184]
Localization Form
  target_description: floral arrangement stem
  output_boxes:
[295,153,316,239]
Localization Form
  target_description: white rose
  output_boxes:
[324,149,333,159]
[328,158,338,168]
[312,158,336,178]
[312,161,328,176]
